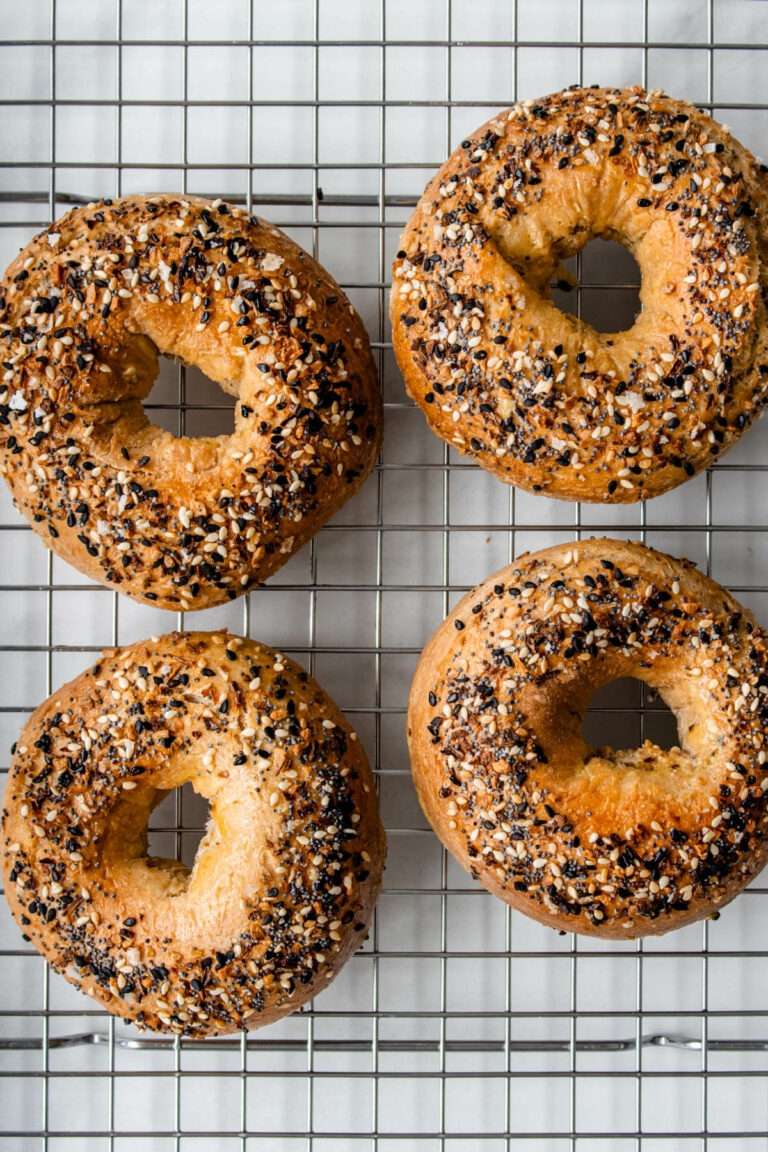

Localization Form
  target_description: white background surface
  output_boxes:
[0,0,767,1147]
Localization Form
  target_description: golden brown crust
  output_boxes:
[391,86,768,502]
[408,539,768,938]
[1,631,386,1035]
[0,195,382,609]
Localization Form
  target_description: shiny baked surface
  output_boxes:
[0,195,382,608]
[408,538,768,938]
[1,630,386,1035]
[392,86,768,502]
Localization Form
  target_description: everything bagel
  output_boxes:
[0,195,381,609]
[408,539,768,938]
[1,631,385,1034]
[392,86,768,502]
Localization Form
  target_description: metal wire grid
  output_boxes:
[0,0,768,1146]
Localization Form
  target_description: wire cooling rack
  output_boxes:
[1,0,768,1147]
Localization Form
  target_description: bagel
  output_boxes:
[1,631,385,1035]
[408,539,768,938]
[391,85,768,502]
[0,195,382,609]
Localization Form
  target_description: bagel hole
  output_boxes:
[581,677,679,754]
[552,238,642,334]
[147,781,212,875]
[144,357,237,438]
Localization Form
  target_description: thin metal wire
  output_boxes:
[504,9,519,1148]
[438,4,451,1145]
[4,36,768,49]
[106,2,123,1146]
[0,1128,765,1144]
[39,6,56,1148]
[635,4,652,1142]
[239,10,256,1145]
[1,0,767,1147]
[372,2,388,1148]
[304,3,322,1145]
[3,1032,768,1053]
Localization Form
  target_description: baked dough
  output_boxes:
[1,630,386,1034]
[0,195,382,608]
[392,86,768,502]
[408,539,768,938]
